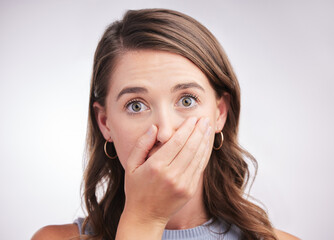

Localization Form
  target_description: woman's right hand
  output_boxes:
[116,117,212,239]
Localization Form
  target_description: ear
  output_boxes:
[215,92,230,133]
[93,101,112,141]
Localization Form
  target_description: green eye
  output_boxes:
[126,100,148,114]
[178,94,198,108]
[131,102,142,112]
[182,97,193,107]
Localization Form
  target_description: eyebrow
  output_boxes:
[171,82,205,93]
[116,82,205,101]
[116,87,148,101]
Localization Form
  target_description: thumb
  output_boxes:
[126,125,157,172]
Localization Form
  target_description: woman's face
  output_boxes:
[94,50,228,168]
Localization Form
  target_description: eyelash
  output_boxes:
[124,98,147,114]
[125,98,142,107]
[124,93,200,114]
[180,93,200,103]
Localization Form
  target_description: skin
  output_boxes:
[95,50,226,236]
[31,50,300,240]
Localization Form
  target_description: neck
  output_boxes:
[165,176,209,230]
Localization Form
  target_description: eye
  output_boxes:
[177,94,199,108]
[125,100,148,114]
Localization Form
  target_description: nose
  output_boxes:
[154,106,182,144]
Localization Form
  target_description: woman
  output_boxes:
[32,8,299,240]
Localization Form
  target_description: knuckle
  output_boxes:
[149,162,163,176]
[176,184,192,198]
[194,151,203,162]
[168,179,191,199]
[197,161,204,172]
[135,137,146,150]
[197,158,207,174]
[165,173,177,187]
[172,133,184,149]
[185,142,198,153]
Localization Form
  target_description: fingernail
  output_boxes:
[200,117,210,131]
[147,125,155,135]
[189,117,197,125]
[204,118,210,128]
[206,126,212,137]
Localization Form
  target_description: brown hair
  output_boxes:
[82,8,277,240]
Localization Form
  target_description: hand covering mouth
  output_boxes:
[146,142,162,160]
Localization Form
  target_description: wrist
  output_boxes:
[121,206,169,228]
[115,208,168,240]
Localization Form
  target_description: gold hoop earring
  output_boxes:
[213,132,224,150]
[104,140,118,159]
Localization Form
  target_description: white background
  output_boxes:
[1,1,333,239]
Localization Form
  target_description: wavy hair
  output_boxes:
[82,8,278,240]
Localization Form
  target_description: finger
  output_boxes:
[189,141,211,193]
[126,125,158,173]
[168,117,210,172]
[147,117,197,166]
[171,122,212,200]
[188,125,212,187]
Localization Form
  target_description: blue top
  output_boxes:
[74,217,242,239]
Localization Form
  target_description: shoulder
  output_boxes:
[274,229,300,240]
[31,224,79,240]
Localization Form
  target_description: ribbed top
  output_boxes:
[74,217,241,239]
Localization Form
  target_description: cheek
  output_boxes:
[197,104,218,129]
[110,119,150,168]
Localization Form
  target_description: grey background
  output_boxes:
[1,0,333,239]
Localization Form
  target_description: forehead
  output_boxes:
[108,50,210,93]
